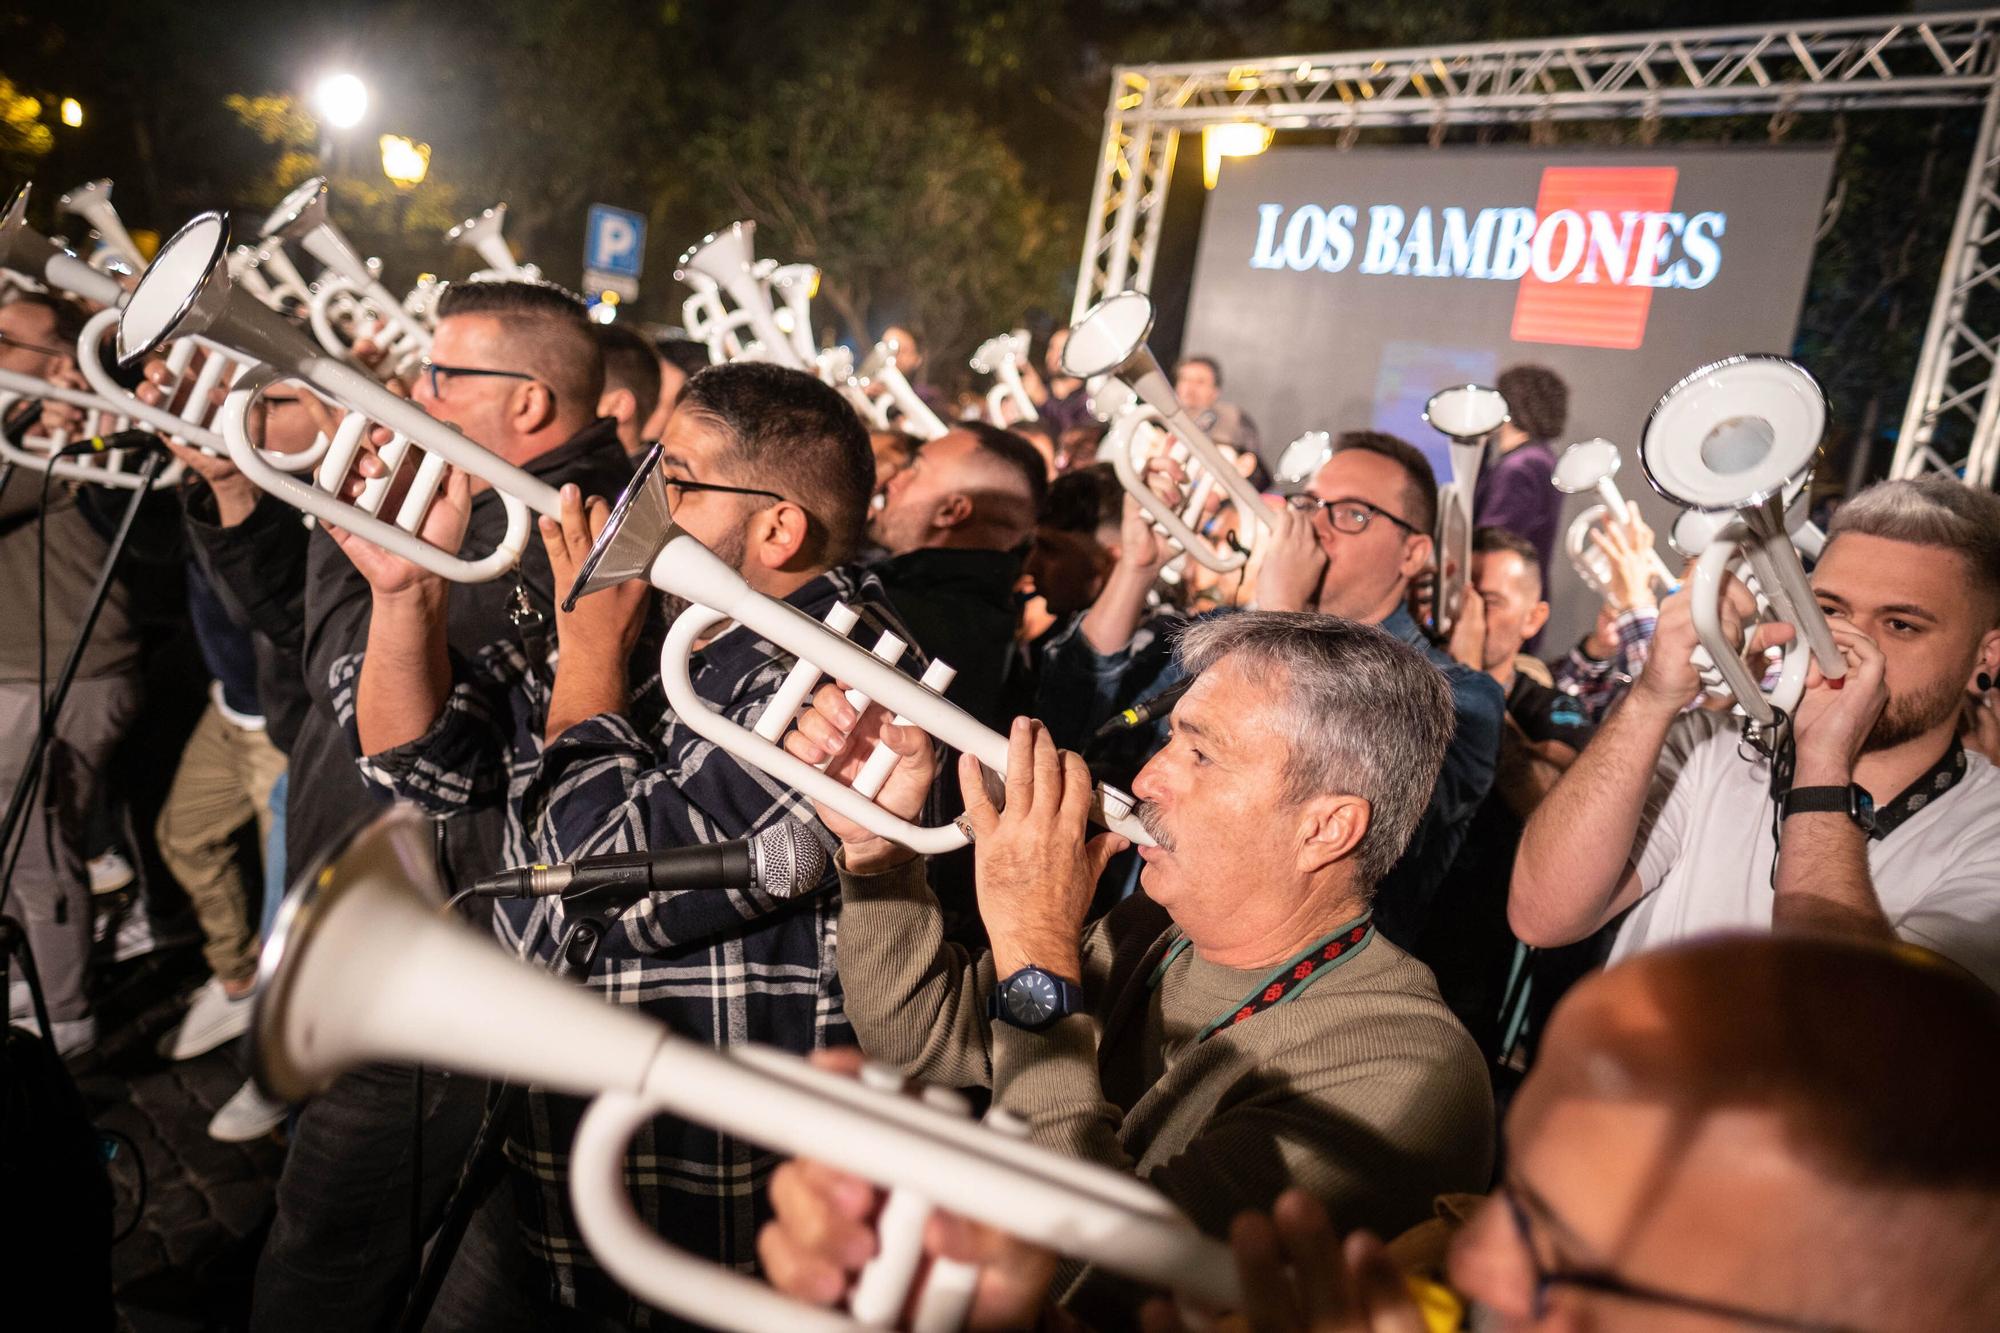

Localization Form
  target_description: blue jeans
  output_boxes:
[260,770,288,940]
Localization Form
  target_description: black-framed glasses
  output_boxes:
[1502,1183,1857,1332]
[417,359,540,401]
[1285,493,1422,537]
[0,330,75,361]
[663,475,787,515]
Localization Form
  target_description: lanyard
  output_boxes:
[1148,914,1375,1044]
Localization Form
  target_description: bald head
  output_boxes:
[1453,936,2000,1329]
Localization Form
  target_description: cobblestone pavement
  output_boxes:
[66,927,285,1333]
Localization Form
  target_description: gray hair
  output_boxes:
[1827,476,2000,623]
[1174,611,1453,891]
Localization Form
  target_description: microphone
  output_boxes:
[54,429,162,457]
[469,821,829,910]
[1092,678,1192,740]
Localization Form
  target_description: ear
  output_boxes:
[1970,626,2000,689]
[934,492,973,533]
[512,380,559,434]
[1400,532,1435,583]
[1293,793,1371,877]
[1524,598,1551,639]
[750,500,811,570]
[597,386,637,427]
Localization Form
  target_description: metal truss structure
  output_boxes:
[1075,9,2000,485]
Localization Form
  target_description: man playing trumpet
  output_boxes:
[1511,476,2000,990]
[784,611,1495,1320]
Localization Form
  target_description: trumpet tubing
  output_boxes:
[58,179,148,273]
[853,337,949,440]
[674,222,808,371]
[0,184,128,308]
[971,330,1037,426]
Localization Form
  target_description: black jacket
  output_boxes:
[190,417,633,884]
[869,544,1029,732]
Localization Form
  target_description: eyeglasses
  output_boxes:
[1502,1181,1858,1332]
[417,359,542,401]
[0,330,75,362]
[662,475,787,516]
[1285,493,1421,537]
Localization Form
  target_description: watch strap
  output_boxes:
[1783,783,1874,831]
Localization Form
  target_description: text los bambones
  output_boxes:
[1249,202,1725,289]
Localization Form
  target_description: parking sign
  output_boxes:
[584,204,646,300]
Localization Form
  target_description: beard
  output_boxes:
[1863,671,1966,753]
[660,520,750,624]
[1135,799,1177,852]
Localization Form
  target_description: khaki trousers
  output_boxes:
[0,674,141,1022]
[155,699,288,987]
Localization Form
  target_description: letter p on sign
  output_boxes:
[585,204,647,280]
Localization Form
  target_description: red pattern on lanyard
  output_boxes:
[1146,916,1377,1045]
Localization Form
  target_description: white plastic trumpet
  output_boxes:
[0,365,184,490]
[445,203,539,282]
[115,211,539,582]
[58,179,147,275]
[766,262,822,367]
[0,184,129,308]
[255,806,1228,1333]
[1275,431,1332,487]
[970,329,1038,426]
[675,222,807,371]
[1553,438,1679,599]
[1099,396,1255,575]
[1064,291,1270,572]
[1640,355,1846,732]
[852,335,949,440]
[261,177,433,374]
[1423,384,1510,638]
[816,344,890,428]
[567,443,1154,855]
[230,238,315,312]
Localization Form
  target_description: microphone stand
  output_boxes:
[0,451,168,962]
[395,909,617,1333]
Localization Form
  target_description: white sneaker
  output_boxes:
[158,976,254,1061]
[14,1008,97,1057]
[208,1079,288,1142]
[7,978,27,1022]
[88,849,136,896]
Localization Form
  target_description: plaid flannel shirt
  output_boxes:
[333,564,910,1324]
[1551,605,1659,724]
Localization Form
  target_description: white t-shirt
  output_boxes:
[1611,709,2000,991]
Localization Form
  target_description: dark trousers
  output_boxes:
[250,1062,487,1333]
[423,1170,629,1333]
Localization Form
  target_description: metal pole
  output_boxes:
[1072,72,1135,323]
[1893,69,2000,480]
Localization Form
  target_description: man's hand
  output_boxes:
[1256,503,1328,614]
[542,484,649,665]
[1115,457,1187,576]
[1140,1191,1425,1333]
[1791,623,1888,785]
[1580,600,1620,661]
[958,719,1126,980]
[781,682,937,873]
[1633,575,1789,711]
[325,464,472,598]
[757,1049,1060,1329]
[1590,511,1662,613]
[1446,584,1487,672]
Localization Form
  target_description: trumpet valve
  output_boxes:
[853,658,956,800]
[753,603,861,742]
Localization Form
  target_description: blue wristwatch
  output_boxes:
[988,966,1083,1032]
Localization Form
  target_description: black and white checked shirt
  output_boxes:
[334,564,915,1324]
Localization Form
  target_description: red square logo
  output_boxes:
[1511,167,1680,351]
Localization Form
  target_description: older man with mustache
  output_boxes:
[782,610,1495,1320]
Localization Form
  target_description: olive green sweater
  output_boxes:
[836,855,1495,1306]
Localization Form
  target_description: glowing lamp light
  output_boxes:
[314,72,370,131]
[378,134,431,189]
[59,98,83,128]
[1202,122,1274,189]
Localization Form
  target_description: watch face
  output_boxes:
[1006,971,1060,1024]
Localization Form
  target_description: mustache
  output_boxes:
[1134,799,1175,852]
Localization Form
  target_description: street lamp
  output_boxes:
[379,135,430,189]
[313,72,370,131]
[59,97,82,128]
[1202,122,1274,189]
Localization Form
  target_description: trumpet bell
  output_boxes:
[261,176,330,241]
[1422,384,1510,443]
[116,212,243,366]
[1640,355,1824,512]
[446,202,506,246]
[1552,437,1624,494]
[1061,292,1156,380]
[252,806,671,1105]
[1276,430,1332,486]
[565,442,680,607]
[676,220,756,288]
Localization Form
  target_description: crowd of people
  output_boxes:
[2,256,1997,1333]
